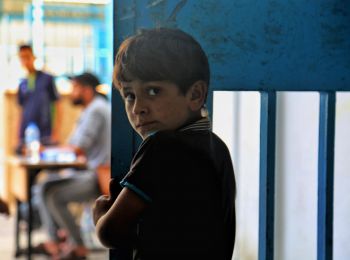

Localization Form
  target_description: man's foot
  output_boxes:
[58,245,88,260]
[57,229,69,242]
[32,241,60,256]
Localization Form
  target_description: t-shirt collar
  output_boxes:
[179,117,211,132]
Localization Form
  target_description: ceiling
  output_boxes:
[1,0,108,16]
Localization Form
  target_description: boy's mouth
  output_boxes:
[136,121,157,129]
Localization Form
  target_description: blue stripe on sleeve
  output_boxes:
[120,180,152,203]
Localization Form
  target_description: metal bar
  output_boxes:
[210,86,350,92]
[26,168,41,259]
[27,169,33,260]
[317,92,336,260]
[14,200,22,257]
[258,91,277,260]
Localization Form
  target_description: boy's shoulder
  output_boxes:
[139,128,224,158]
[145,128,209,145]
[140,130,184,151]
[132,130,210,174]
[136,130,195,155]
[159,130,231,162]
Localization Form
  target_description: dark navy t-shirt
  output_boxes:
[18,71,59,142]
[120,120,236,260]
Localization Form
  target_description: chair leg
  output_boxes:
[14,200,22,257]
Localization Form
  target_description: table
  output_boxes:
[8,156,87,260]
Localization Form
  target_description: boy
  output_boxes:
[93,28,236,260]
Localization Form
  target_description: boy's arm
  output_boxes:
[93,187,147,248]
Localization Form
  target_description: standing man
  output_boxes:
[17,44,61,153]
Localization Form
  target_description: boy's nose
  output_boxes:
[132,99,148,115]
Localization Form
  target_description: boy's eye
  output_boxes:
[148,87,160,96]
[124,92,135,102]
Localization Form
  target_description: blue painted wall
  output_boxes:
[113,0,350,92]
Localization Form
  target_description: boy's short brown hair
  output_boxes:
[113,28,210,95]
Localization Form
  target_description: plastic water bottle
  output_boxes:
[24,122,40,162]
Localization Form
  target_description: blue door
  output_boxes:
[111,1,350,259]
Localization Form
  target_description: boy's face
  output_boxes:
[120,80,194,139]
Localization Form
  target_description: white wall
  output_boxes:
[213,91,260,260]
[274,93,318,260]
[333,93,350,260]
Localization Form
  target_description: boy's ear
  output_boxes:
[187,80,207,111]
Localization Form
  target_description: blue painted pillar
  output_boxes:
[92,4,113,87]
[110,2,140,259]
[259,91,276,260]
[317,92,336,260]
[31,0,45,69]
[105,0,114,93]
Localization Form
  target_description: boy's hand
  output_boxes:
[93,195,113,226]
[92,179,122,226]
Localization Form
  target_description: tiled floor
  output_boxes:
[0,214,108,260]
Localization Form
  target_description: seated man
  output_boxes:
[34,72,111,259]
